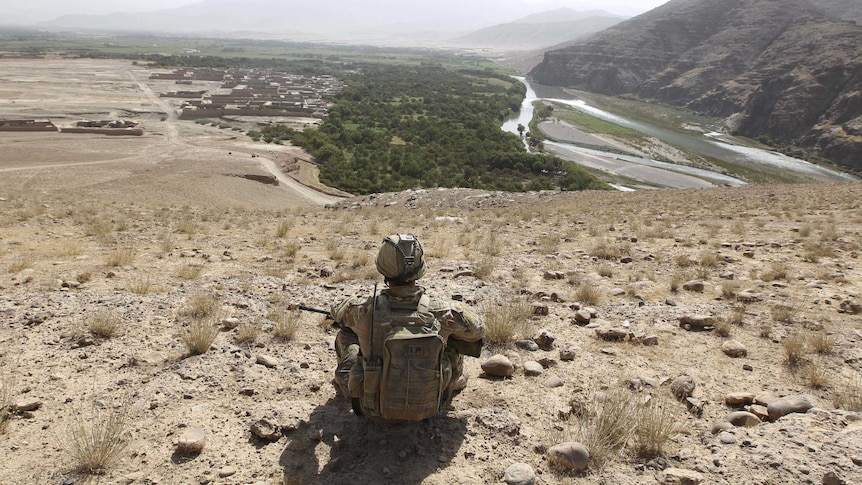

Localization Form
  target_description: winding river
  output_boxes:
[502,77,854,189]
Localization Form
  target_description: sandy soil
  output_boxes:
[1,59,862,485]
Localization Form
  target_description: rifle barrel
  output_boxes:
[298,304,329,315]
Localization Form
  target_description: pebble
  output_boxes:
[670,375,696,401]
[255,354,278,368]
[767,395,814,421]
[559,348,577,361]
[679,315,714,330]
[573,309,592,324]
[662,467,705,484]
[482,355,515,377]
[725,392,755,406]
[711,419,733,434]
[533,329,555,349]
[218,466,237,478]
[515,340,539,351]
[523,361,544,376]
[251,418,282,441]
[721,340,748,358]
[176,427,206,455]
[643,335,659,346]
[727,411,761,427]
[547,442,589,472]
[682,280,705,292]
[221,317,240,329]
[503,462,536,485]
[543,376,565,388]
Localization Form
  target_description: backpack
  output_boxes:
[350,293,449,422]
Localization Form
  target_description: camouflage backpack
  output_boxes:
[349,293,449,422]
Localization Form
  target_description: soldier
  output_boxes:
[331,233,485,421]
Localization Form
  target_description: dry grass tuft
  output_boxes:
[473,257,497,280]
[833,375,862,411]
[714,317,733,338]
[180,293,222,321]
[719,280,740,300]
[632,394,687,458]
[105,248,134,268]
[180,319,220,355]
[176,264,203,280]
[275,220,293,238]
[88,309,122,338]
[64,401,131,474]
[235,322,261,345]
[803,359,830,389]
[782,332,806,367]
[481,297,533,345]
[271,309,302,341]
[771,305,796,324]
[574,282,603,306]
[807,331,836,355]
[0,366,13,435]
[572,386,638,466]
[8,254,35,274]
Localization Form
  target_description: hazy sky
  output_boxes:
[1,0,668,23]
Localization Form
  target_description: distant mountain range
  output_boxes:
[530,0,862,172]
[27,0,628,47]
[452,9,624,50]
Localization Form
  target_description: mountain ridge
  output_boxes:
[529,0,862,171]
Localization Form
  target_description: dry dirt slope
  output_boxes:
[1,183,862,485]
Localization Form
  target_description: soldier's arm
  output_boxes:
[444,302,485,342]
[331,296,368,329]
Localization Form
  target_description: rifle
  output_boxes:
[296,304,330,316]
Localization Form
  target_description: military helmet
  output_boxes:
[376,233,425,283]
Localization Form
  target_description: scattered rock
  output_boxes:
[661,467,704,484]
[547,442,589,472]
[767,395,814,421]
[523,361,544,376]
[841,300,862,315]
[727,411,761,427]
[682,280,705,292]
[559,348,577,361]
[725,392,755,406]
[543,376,565,388]
[595,327,630,341]
[533,329,555,350]
[256,354,278,368]
[736,290,763,303]
[515,339,539,352]
[721,340,748,358]
[11,398,42,413]
[221,317,240,329]
[543,270,566,280]
[482,355,515,377]
[503,463,536,485]
[218,466,237,478]
[251,418,282,441]
[531,302,549,316]
[711,419,733,434]
[643,335,659,346]
[679,315,715,331]
[475,408,521,436]
[176,427,206,455]
[573,309,592,324]
[670,375,696,401]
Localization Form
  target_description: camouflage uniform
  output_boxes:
[331,282,484,401]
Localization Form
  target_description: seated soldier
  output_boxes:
[331,233,485,421]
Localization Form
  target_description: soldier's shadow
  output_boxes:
[279,396,468,485]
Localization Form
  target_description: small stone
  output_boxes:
[543,376,565,388]
[176,427,206,455]
[523,361,544,377]
[543,270,566,280]
[679,315,714,330]
[531,302,549,316]
[319,267,334,277]
[823,471,847,485]
[643,335,659,346]
[661,467,705,484]
[725,392,755,406]
[573,309,592,324]
[595,328,630,341]
[533,329,555,350]
[503,462,536,485]
[11,398,42,413]
[718,431,738,445]
[721,340,748,358]
[559,348,576,361]
[547,442,589,472]
[218,466,237,478]
[482,355,515,377]
[670,375,696,401]
[682,280,705,292]
[515,340,539,352]
[711,419,733,434]
[727,411,761,427]
[251,418,282,441]
[749,404,769,421]
[256,354,278,368]
[767,395,814,421]
[221,317,240,329]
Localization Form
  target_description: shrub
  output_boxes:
[803,359,830,389]
[714,318,732,338]
[176,265,203,280]
[88,310,122,338]
[473,257,497,280]
[127,277,152,295]
[64,401,130,474]
[597,264,614,278]
[275,220,292,238]
[808,331,836,355]
[481,297,533,345]
[720,280,740,300]
[771,305,796,323]
[8,254,35,274]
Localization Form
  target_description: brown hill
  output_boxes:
[529,0,862,172]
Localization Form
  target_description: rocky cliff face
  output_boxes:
[529,0,862,171]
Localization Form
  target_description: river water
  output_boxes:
[501,77,855,188]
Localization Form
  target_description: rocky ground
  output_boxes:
[2,182,862,485]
